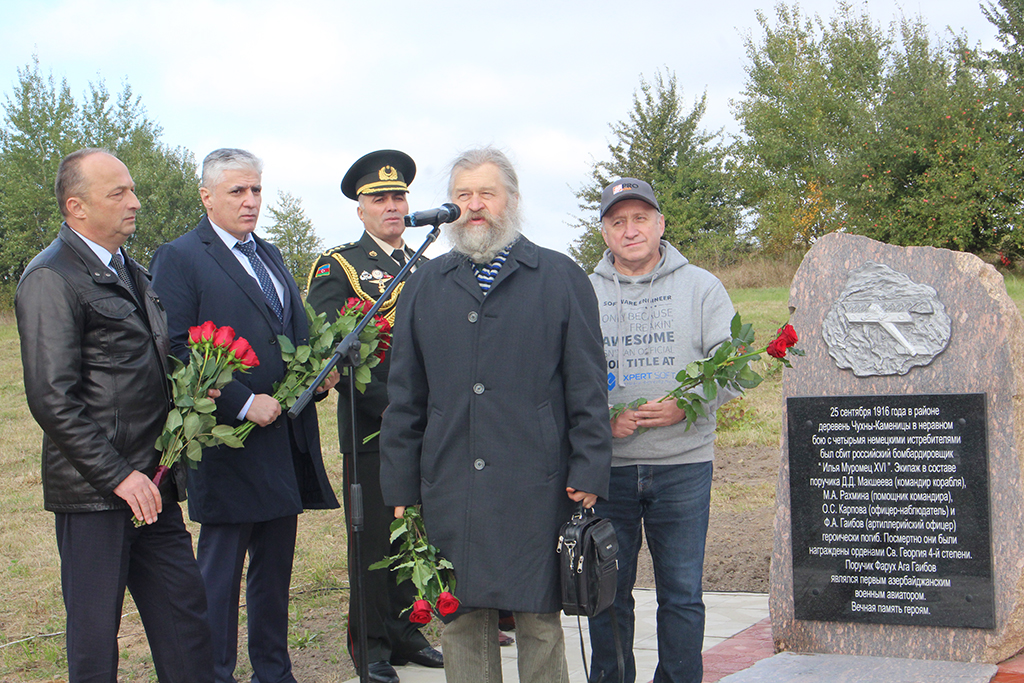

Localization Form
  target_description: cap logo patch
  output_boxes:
[379,165,398,181]
[612,182,639,195]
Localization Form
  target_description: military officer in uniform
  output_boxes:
[306,150,440,683]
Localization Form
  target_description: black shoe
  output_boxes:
[392,645,444,668]
[368,660,400,683]
[498,612,516,631]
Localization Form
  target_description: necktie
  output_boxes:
[235,240,284,321]
[111,252,141,304]
[393,248,407,266]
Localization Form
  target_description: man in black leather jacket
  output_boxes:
[15,148,213,683]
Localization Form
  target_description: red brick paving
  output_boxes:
[702,617,775,682]
[696,619,1024,683]
[993,651,1024,682]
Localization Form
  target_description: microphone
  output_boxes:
[404,203,461,227]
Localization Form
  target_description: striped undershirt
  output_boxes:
[471,240,517,293]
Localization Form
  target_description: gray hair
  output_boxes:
[446,147,520,201]
[55,148,111,218]
[201,148,263,188]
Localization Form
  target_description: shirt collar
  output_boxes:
[210,219,254,251]
[366,231,406,259]
[67,224,119,271]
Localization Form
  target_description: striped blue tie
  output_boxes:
[235,240,284,321]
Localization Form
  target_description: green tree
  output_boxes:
[569,70,743,272]
[264,190,322,287]
[846,24,1022,252]
[0,56,78,286]
[77,80,204,263]
[0,57,203,296]
[984,0,1024,81]
[733,1,1023,256]
[982,0,1024,259]
[732,1,890,252]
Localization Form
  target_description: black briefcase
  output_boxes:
[557,503,618,617]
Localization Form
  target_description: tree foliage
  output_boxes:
[846,28,1022,252]
[0,57,203,294]
[732,2,889,252]
[264,190,322,287]
[733,2,1024,256]
[569,70,744,272]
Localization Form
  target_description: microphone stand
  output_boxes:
[289,224,440,683]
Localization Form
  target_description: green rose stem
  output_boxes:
[135,323,256,526]
[609,314,802,432]
[369,507,459,621]
[231,300,392,444]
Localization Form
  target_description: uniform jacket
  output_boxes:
[17,225,173,512]
[305,231,426,453]
[380,237,612,613]
[150,216,339,524]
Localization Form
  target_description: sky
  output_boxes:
[0,0,1003,259]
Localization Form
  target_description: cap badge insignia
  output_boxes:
[379,165,398,181]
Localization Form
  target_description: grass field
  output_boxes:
[1,261,1021,682]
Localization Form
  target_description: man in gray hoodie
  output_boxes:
[587,178,739,683]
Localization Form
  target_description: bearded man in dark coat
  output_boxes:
[380,146,612,683]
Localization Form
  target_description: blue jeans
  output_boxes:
[588,462,713,683]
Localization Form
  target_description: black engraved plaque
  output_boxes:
[788,393,994,628]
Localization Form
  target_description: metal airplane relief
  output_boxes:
[821,262,951,376]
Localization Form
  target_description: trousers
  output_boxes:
[442,609,567,683]
[588,461,713,683]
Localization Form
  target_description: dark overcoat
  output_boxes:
[150,217,339,524]
[380,237,612,614]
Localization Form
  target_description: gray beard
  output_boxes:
[444,202,522,264]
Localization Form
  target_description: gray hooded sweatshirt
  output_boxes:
[589,240,738,467]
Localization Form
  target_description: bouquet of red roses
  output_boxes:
[233,298,391,441]
[610,313,803,432]
[135,322,257,525]
[369,507,459,623]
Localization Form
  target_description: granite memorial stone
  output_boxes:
[771,232,1024,663]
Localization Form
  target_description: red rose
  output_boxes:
[436,592,459,616]
[766,338,788,359]
[188,325,203,344]
[194,320,217,344]
[375,315,392,334]
[212,325,235,349]
[775,324,798,348]
[239,348,260,368]
[228,336,253,361]
[345,297,361,311]
[409,599,432,624]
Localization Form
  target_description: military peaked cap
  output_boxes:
[341,149,416,200]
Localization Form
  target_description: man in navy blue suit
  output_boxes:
[151,148,340,683]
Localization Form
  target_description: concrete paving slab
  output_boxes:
[716,651,998,683]
[343,590,770,683]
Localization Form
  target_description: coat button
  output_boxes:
[473,383,485,395]
[468,311,479,323]
[269,337,277,345]
[474,458,485,470]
